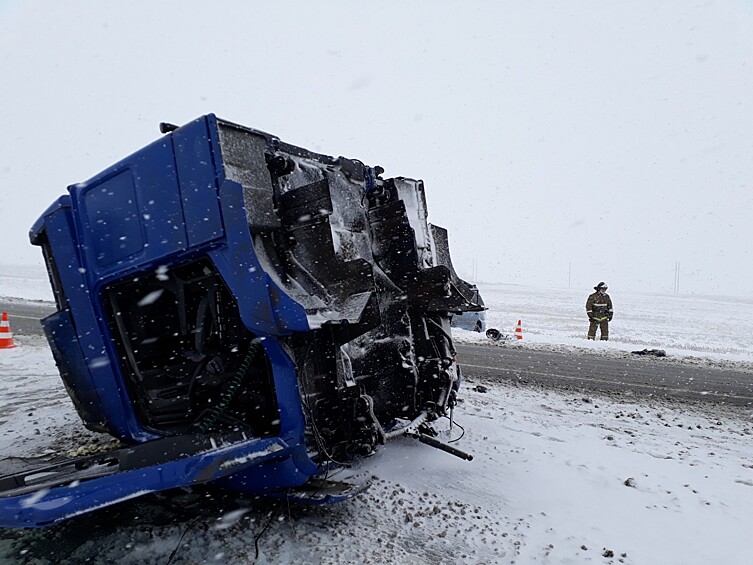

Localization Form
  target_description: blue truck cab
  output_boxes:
[1,115,483,527]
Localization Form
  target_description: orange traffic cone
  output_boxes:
[0,312,16,349]
[514,319,523,340]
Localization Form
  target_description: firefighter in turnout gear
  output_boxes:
[586,282,613,340]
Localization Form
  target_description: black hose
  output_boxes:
[407,431,473,461]
[195,339,262,433]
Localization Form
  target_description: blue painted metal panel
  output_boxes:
[28,195,70,244]
[0,436,296,528]
[69,137,187,281]
[173,116,224,247]
[42,311,105,428]
[37,199,147,441]
[209,179,308,336]
[78,170,144,267]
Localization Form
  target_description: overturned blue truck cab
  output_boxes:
[1,115,483,527]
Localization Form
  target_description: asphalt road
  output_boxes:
[3,299,752,406]
[0,299,52,336]
[456,342,753,406]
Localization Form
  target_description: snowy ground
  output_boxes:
[1,268,752,563]
[468,283,753,366]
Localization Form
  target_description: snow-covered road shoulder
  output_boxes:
[1,337,752,563]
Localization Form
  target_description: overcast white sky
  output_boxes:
[1,1,752,297]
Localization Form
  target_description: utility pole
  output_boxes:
[568,262,572,289]
[674,261,680,294]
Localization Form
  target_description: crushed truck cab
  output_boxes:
[1,115,483,527]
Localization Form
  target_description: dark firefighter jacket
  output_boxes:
[586,292,613,321]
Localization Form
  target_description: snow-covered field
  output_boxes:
[1,267,752,564]
[470,283,753,365]
[0,265,53,304]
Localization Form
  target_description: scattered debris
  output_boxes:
[631,348,667,357]
[486,328,505,341]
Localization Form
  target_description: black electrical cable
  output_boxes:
[166,517,200,565]
[425,317,457,356]
[253,507,280,562]
[295,335,352,468]
[443,415,466,444]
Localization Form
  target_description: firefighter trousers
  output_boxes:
[588,319,609,341]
